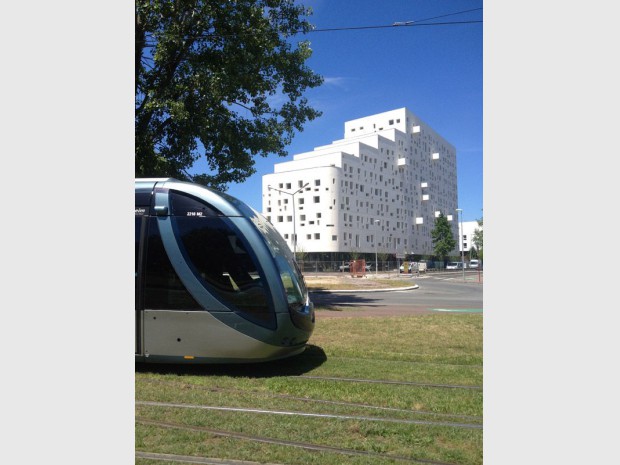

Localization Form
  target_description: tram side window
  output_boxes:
[136,215,144,309]
[174,216,274,326]
[135,216,142,277]
[144,217,201,310]
[170,190,220,217]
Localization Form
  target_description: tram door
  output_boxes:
[135,211,148,355]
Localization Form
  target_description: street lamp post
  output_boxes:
[374,220,380,275]
[456,208,465,281]
[268,183,309,259]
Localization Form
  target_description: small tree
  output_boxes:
[472,217,483,261]
[377,252,389,271]
[295,246,307,271]
[469,246,478,259]
[431,213,457,266]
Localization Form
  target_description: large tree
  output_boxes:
[135,0,323,190]
[431,213,457,266]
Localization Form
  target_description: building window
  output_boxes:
[315,179,320,186]
[332,235,337,241]
[286,183,291,189]
[277,216,283,222]
[314,196,320,203]
[314,233,320,240]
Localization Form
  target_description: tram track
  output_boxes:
[301,353,483,368]
[136,417,463,465]
[136,400,482,429]
[136,451,270,465]
[138,378,482,421]
[292,375,482,390]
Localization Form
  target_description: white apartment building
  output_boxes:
[262,108,459,258]
[458,221,483,254]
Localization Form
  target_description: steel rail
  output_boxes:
[136,451,268,464]
[136,401,482,429]
[291,375,483,390]
[138,378,482,421]
[136,418,462,465]
[300,353,483,368]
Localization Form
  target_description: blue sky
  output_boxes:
[222,0,483,222]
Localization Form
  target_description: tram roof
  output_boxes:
[135,178,254,218]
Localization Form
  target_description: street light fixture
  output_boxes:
[456,208,465,281]
[374,220,380,275]
[268,183,309,259]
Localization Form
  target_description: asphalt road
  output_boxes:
[311,274,483,317]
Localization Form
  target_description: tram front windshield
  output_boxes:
[247,211,309,312]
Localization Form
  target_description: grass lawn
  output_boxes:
[304,275,416,291]
[136,313,482,465]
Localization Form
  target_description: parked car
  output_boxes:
[419,259,435,270]
[399,262,417,273]
[446,261,464,270]
[469,259,480,269]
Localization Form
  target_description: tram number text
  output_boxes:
[186,211,204,217]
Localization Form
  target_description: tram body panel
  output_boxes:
[135,177,315,363]
[139,310,306,363]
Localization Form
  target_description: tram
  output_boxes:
[135,178,315,363]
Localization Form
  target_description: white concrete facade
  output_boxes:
[262,108,459,256]
[458,220,483,254]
